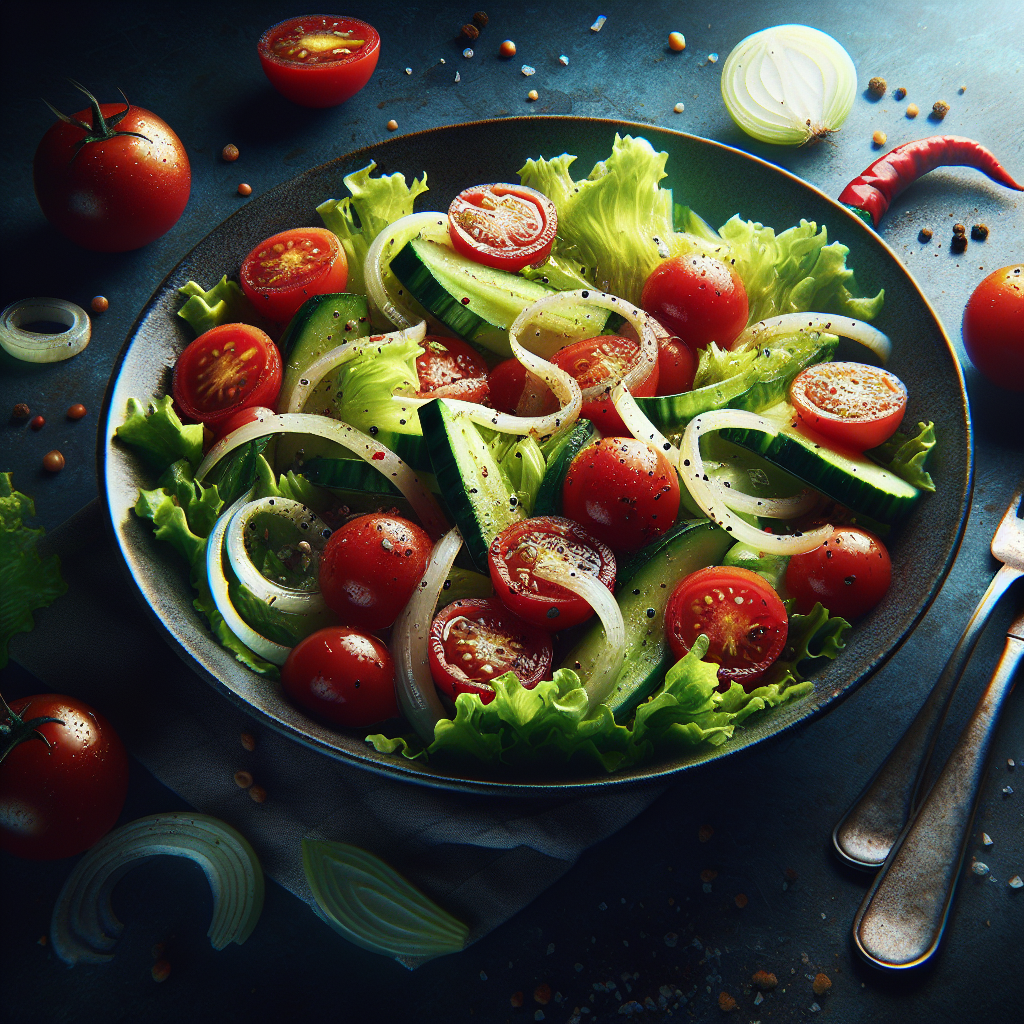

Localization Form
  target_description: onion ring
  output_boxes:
[1,297,91,363]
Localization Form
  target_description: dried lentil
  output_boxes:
[868,76,887,98]
[527,90,538,101]
[43,451,64,473]
[237,182,252,196]
[499,39,516,57]
[953,223,967,236]
[971,223,989,240]
[872,130,887,146]
[907,103,920,118]
[932,100,950,119]
[90,295,109,313]
[386,119,398,131]
[12,403,30,420]
[67,403,87,420]
[752,970,778,989]
[534,984,552,1005]
[668,32,686,51]
[718,991,737,1012]
[222,144,240,162]
[918,227,933,242]
[951,234,968,253]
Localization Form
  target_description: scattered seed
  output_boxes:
[706,53,718,63]
[951,234,968,253]
[718,991,737,1012]
[248,784,267,803]
[455,72,461,82]
[386,119,398,131]
[668,32,686,51]
[868,76,887,98]
[42,450,65,473]
[754,991,764,1006]
[1009,758,1016,768]
[734,893,748,908]
[971,223,989,240]
[237,182,252,196]
[559,55,569,66]
[872,130,887,146]
[522,65,536,76]
[463,47,474,58]
[152,959,171,983]
[222,144,240,162]
[674,101,685,113]
[527,89,538,101]
[972,859,990,876]
[461,23,479,40]
[932,100,950,119]
[12,403,30,420]
[233,770,253,789]
[90,295,109,313]
[404,67,412,74]
[534,983,552,1005]
[953,223,967,236]
[906,103,919,118]
[500,39,516,57]
[982,832,994,845]
[30,415,45,431]
[67,403,87,420]
[894,86,907,100]
[919,227,933,242]
[752,970,778,990]
[240,732,256,751]
[473,11,489,27]
[591,15,607,32]
[1002,784,1014,795]
[812,973,832,996]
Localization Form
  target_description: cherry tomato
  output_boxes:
[448,183,557,273]
[488,358,530,414]
[962,265,1024,391]
[240,228,348,324]
[282,627,398,727]
[789,362,908,452]
[654,328,698,395]
[172,324,283,428]
[549,335,659,435]
[641,254,749,350]
[785,527,892,620]
[665,566,789,689]
[258,16,381,108]
[33,85,190,252]
[428,598,554,703]
[488,517,616,631]
[415,335,490,395]
[562,438,680,553]
[0,694,129,860]
[318,513,432,631]
[422,376,490,403]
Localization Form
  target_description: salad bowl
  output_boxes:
[100,116,972,795]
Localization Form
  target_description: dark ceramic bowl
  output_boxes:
[100,117,971,795]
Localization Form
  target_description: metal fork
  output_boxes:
[833,482,1024,870]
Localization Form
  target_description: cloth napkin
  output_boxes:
[10,500,666,967]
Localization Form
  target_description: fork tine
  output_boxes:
[991,481,1024,564]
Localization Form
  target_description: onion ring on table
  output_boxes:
[733,313,891,364]
[390,526,463,743]
[280,320,427,413]
[225,497,331,615]
[195,411,448,540]
[1,297,91,363]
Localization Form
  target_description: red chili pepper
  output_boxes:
[838,136,1023,227]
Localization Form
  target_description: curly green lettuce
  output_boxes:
[867,421,937,493]
[177,276,260,336]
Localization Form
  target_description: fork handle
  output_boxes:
[852,633,1023,969]
[833,562,1021,869]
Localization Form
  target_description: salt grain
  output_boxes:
[972,860,990,876]
[404,67,412,74]
[455,72,461,82]
[559,55,569,65]
[982,833,994,846]
[591,16,607,32]
[707,53,719,63]
[1009,875,1023,889]
[522,65,536,76]
[463,48,474,58]
[1002,785,1014,795]
[674,102,685,113]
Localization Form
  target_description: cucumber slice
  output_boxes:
[420,398,525,570]
[562,518,732,722]
[534,418,599,517]
[636,332,838,432]
[390,238,613,357]
[721,417,920,524]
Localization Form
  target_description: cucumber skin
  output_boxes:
[721,424,920,524]
[534,419,599,517]
[563,518,732,722]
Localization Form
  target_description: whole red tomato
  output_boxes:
[0,694,129,860]
[33,84,190,252]
[961,265,1024,391]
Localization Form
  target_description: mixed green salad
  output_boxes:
[116,134,936,776]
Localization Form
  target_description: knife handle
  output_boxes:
[833,562,1021,869]
[851,632,1023,970]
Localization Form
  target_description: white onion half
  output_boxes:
[280,320,427,413]
[390,527,463,743]
[680,410,833,554]
[196,412,448,539]
[225,497,331,615]
[721,24,857,145]
[734,313,891,364]
[0,297,91,363]
[533,552,625,712]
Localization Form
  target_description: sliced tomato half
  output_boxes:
[665,565,788,690]
[172,323,282,427]
[428,598,554,704]
[240,227,348,323]
[414,335,490,395]
[488,516,616,631]
[448,183,557,272]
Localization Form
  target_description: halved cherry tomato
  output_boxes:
[785,527,891,620]
[961,265,1024,391]
[789,362,907,452]
[428,598,554,704]
[448,183,557,273]
[561,438,680,553]
[282,626,398,727]
[318,513,432,631]
[665,566,789,689]
[488,516,616,631]
[488,358,530,414]
[240,227,348,323]
[641,254,749,350]
[650,320,698,395]
[257,16,380,108]
[415,335,490,395]
[172,323,282,427]
[549,335,659,435]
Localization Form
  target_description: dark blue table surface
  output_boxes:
[1,3,1021,1022]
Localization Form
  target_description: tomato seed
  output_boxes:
[67,403,87,420]
[30,415,45,430]
[237,182,253,196]
[43,450,65,473]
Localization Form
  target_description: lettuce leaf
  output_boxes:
[331,333,422,435]
[866,421,937,493]
[116,396,204,475]
[764,601,852,689]
[177,276,260,336]
[317,161,429,296]
[0,474,67,668]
